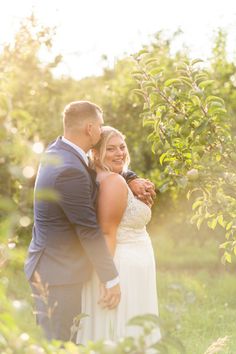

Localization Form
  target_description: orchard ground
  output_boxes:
[5,219,236,354]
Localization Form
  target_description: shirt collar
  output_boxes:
[61,136,89,166]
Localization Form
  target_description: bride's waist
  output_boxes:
[116,227,149,243]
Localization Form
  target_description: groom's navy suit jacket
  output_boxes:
[24,137,118,286]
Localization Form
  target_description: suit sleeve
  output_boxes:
[122,170,138,183]
[55,167,118,283]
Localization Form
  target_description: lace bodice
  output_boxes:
[116,187,151,243]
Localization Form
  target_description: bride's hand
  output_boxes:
[128,178,157,207]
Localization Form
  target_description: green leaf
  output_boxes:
[143,119,155,127]
[197,217,204,230]
[145,58,160,66]
[225,251,232,263]
[191,95,201,106]
[216,154,221,162]
[192,199,202,210]
[190,214,199,224]
[151,141,158,154]
[142,82,156,89]
[176,62,189,71]
[138,49,149,55]
[150,92,160,107]
[207,218,217,230]
[217,215,225,227]
[133,89,146,98]
[164,78,181,87]
[186,187,202,201]
[132,73,144,81]
[160,152,167,165]
[199,80,214,89]
[180,78,193,87]
[226,221,233,231]
[221,254,226,265]
[194,75,209,84]
[179,76,192,83]
[147,131,156,142]
[225,232,231,240]
[149,67,164,76]
[205,95,225,105]
[183,152,192,159]
[191,58,204,66]
[208,101,224,109]
[132,70,143,76]
[219,241,231,249]
[211,108,227,115]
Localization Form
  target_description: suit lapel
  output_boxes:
[55,137,88,167]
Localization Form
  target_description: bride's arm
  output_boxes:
[97,174,128,256]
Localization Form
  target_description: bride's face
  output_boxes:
[104,135,128,173]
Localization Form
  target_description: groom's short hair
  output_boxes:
[63,101,103,129]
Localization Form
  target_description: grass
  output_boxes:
[3,228,236,353]
[152,231,236,354]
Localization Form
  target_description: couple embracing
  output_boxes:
[24,100,161,344]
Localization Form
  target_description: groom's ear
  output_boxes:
[85,122,93,136]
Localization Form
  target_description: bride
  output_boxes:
[77,126,160,344]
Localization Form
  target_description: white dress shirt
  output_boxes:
[61,136,119,289]
[61,136,89,165]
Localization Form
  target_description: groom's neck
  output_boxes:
[63,133,90,153]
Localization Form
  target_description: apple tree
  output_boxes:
[132,51,236,262]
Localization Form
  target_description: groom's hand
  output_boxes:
[98,283,121,309]
[128,178,156,207]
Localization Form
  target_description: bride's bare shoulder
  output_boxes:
[97,171,126,187]
[96,171,114,183]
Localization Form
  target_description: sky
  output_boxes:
[1,0,236,79]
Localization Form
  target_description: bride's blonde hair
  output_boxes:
[91,126,130,172]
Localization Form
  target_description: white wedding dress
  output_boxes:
[77,187,161,344]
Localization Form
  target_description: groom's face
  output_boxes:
[89,112,104,147]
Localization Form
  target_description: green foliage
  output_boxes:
[0,14,236,354]
[0,15,67,256]
[132,49,236,261]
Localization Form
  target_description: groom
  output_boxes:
[25,100,155,343]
